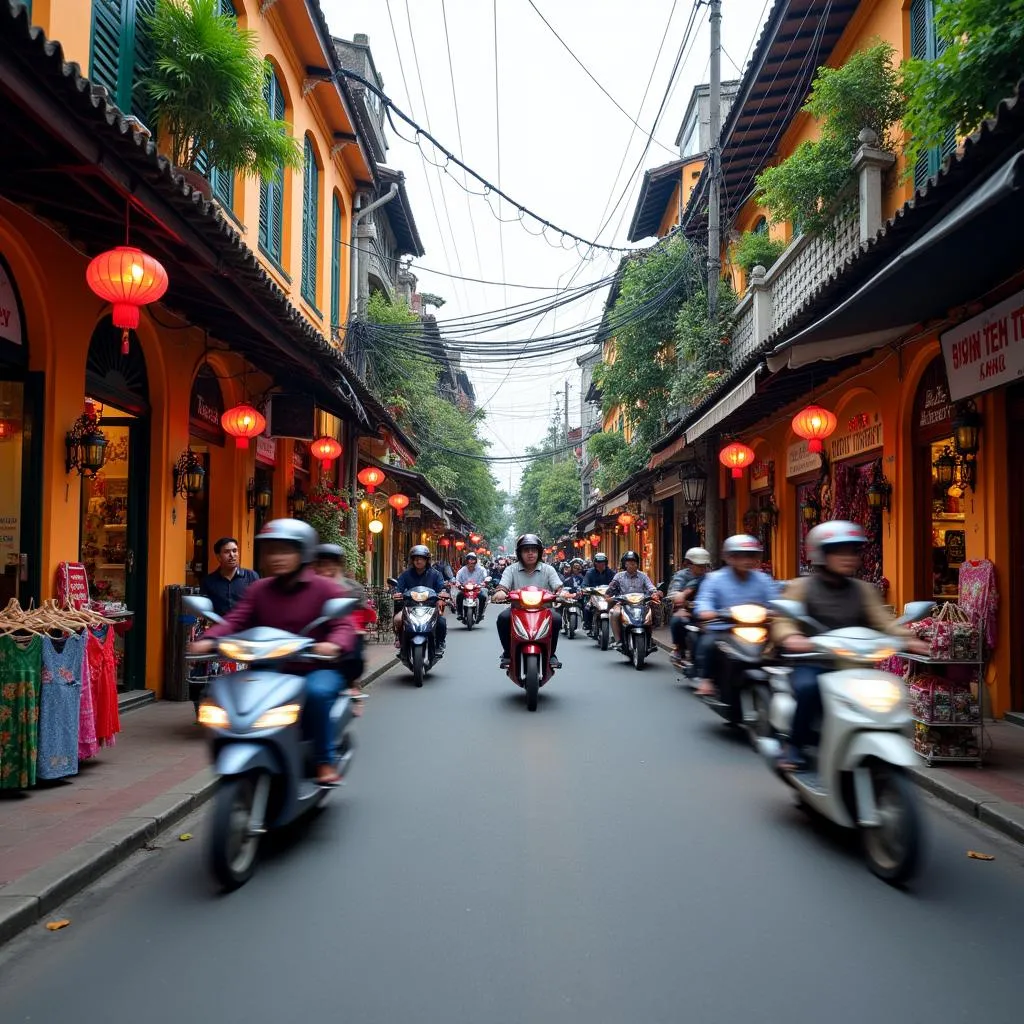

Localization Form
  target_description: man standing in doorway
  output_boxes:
[201,536,260,617]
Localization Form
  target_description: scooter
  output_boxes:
[504,586,559,711]
[558,590,582,639]
[701,604,773,738]
[613,593,659,670]
[583,585,612,650]
[389,578,444,687]
[456,581,484,630]
[757,599,934,884]
[183,594,359,891]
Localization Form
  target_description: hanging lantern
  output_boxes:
[455,539,465,551]
[933,448,957,490]
[439,537,451,548]
[221,404,266,449]
[791,405,837,454]
[680,462,707,508]
[357,466,385,493]
[65,399,108,477]
[368,517,384,535]
[469,533,481,544]
[719,441,756,478]
[0,418,19,440]
[388,493,410,517]
[952,401,982,457]
[86,246,168,355]
[617,512,635,529]
[172,448,206,498]
[589,532,601,546]
[309,436,342,472]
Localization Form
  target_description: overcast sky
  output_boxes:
[321,0,772,492]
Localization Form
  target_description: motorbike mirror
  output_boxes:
[387,577,399,588]
[183,595,224,624]
[769,599,825,634]
[897,600,935,626]
[301,597,358,635]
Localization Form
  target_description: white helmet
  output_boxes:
[722,534,763,556]
[684,547,712,566]
[805,521,866,566]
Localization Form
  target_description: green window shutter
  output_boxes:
[259,65,286,263]
[90,0,125,105]
[910,0,954,190]
[23,1,32,19]
[129,0,155,124]
[218,0,236,15]
[301,138,319,305]
[330,195,342,329]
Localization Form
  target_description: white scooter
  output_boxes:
[758,600,934,885]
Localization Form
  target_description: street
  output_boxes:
[2,622,1023,1024]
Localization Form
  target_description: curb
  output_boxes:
[0,654,399,948]
[654,636,1024,848]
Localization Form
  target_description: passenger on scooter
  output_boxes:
[667,547,712,669]
[455,552,489,621]
[693,535,778,699]
[605,551,659,650]
[492,533,564,669]
[772,521,929,772]
[581,553,615,631]
[562,559,587,592]
[393,545,448,655]
[191,519,357,786]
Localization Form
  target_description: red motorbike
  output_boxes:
[506,587,558,711]
[456,581,484,629]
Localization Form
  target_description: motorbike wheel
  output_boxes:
[633,636,646,671]
[209,775,262,891]
[599,620,610,651]
[411,645,425,687]
[861,768,921,885]
[465,607,476,631]
[524,654,540,712]
[568,615,577,640]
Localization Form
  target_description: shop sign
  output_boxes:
[0,259,24,348]
[292,444,310,474]
[828,410,883,462]
[255,435,277,465]
[56,562,90,609]
[189,367,225,444]
[941,286,1024,400]
[404,508,422,519]
[387,432,416,467]
[750,458,772,491]
[786,441,821,478]
[913,357,956,441]
[0,514,18,571]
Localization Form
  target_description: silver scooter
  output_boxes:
[758,599,934,884]
[185,595,359,890]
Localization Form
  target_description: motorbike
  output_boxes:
[613,592,659,670]
[183,594,359,891]
[757,599,934,884]
[583,585,612,650]
[389,578,444,687]
[457,581,484,629]
[701,604,773,736]
[558,589,583,639]
[504,586,559,711]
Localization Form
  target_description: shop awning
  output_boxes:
[602,493,628,516]
[768,151,1024,372]
[649,433,686,469]
[653,476,683,501]
[685,368,760,444]
[418,493,446,520]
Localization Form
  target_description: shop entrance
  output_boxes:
[81,319,150,691]
[1007,381,1024,710]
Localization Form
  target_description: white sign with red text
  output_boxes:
[0,261,24,347]
[941,288,1024,401]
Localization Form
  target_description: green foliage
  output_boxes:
[732,230,788,274]
[514,457,581,543]
[299,484,351,546]
[144,0,302,177]
[586,431,648,495]
[902,0,1024,172]
[755,41,903,235]
[671,281,738,412]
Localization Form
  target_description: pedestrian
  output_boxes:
[201,537,259,617]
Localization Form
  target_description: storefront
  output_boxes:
[183,366,225,589]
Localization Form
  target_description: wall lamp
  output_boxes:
[247,478,272,511]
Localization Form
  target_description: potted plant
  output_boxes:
[144,0,302,198]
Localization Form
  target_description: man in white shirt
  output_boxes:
[455,552,489,621]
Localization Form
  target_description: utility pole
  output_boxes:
[564,379,570,447]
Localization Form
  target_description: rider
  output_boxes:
[581,553,615,632]
[455,552,489,622]
[693,535,778,699]
[772,521,929,772]
[191,519,356,786]
[562,558,587,592]
[492,533,564,670]
[605,550,659,649]
[313,543,370,711]
[392,545,448,656]
[667,547,713,669]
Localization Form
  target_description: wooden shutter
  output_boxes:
[218,0,236,15]
[301,138,319,306]
[331,195,342,329]
[129,0,155,123]
[90,0,125,105]
[259,66,286,263]
[910,0,956,190]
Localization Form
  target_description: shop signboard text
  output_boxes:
[786,441,821,478]
[0,261,24,347]
[941,287,1024,401]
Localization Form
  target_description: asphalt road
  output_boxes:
[3,617,1024,1024]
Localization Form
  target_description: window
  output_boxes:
[680,112,700,158]
[330,194,343,331]
[194,150,234,211]
[910,0,957,190]
[301,137,320,308]
[89,0,155,123]
[752,216,768,236]
[217,0,236,14]
[259,65,286,265]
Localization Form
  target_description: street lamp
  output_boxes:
[679,462,707,509]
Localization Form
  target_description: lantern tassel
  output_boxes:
[121,328,130,356]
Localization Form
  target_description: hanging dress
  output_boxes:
[0,633,42,790]
[37,632,84,780]
[78,635,99,761]
[88,626,120,747]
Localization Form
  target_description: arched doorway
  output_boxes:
[80,318,150,691]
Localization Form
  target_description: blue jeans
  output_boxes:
[790,665,824,751]
[304,669,343,766]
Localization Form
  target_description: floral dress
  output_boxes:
[0,633,42,790]
[38,632,85,780]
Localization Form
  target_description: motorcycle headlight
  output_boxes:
[520,590,544,608]
[252,703,302,729]
[411,590,430,603]
[218,637,306,662]
[731,604,766,625]
[734,627,767,644]
[596,599,608,611]
[197,703,229,728]
[846,678,902,714]
[625,593,644,605]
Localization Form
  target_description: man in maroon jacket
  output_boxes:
[190,519,356,785]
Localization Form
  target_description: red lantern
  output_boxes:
[439,537,451,548]
[589,532,601,546]
[86,246,168,355]
[455,540,465,551]
[469,533,481,544]
[357,466,385,493]
[388,493,410,518]
[719,441,755,478]
[221,403,266,449]
[309,436,342,472]
[791,405,837,454]
[617,512,635,528]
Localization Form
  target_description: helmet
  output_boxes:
[621,549,640,567]
[722,534,763,557]
[315,543,344,561]
[516,533,543,561]
[594,552,608,564]
[465,551,478,561]
[256,518,318,564]
[570,558,584,569]
[806,520,867,566]
[684,546,712,566]
[409,544,431,562]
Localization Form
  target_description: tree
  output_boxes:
[586,430,648,495]
[514,457,581,542]
[671,280,738,412]
[902,0,1024,172]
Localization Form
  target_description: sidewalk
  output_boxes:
[0,643,397,944]
[652,624,1024,844]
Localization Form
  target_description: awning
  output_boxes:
[649,434,686,469]
[418,493,446,520]
[653,476,683,501]
[768,151,1024,372]
[602,493,628,516]
[685,368,760,444]
[582,520,598,533]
